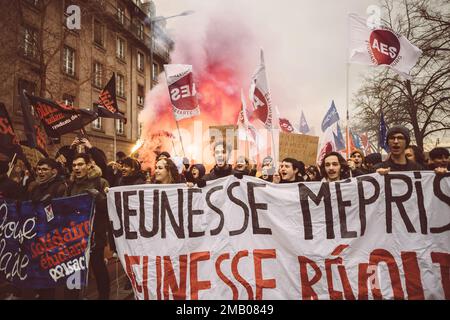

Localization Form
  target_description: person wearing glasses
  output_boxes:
[375,126,425,174]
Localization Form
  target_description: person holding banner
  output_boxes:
[233,156,251,177]
[65,153,110,300]
[375,126,424,174]
[203,141,233,182]
[279,158,304,183]
[153,158,182,184]
[28,158,67,202]
[320,152,351,182]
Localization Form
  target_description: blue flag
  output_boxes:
[334,123,346,150]
[351,130,362,149]
[0,194,94,289]
[379,111,389,152]
[299,111,310,134]
[321,100,340,132]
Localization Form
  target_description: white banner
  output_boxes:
[164,64,200,121]
[107,172,450,300]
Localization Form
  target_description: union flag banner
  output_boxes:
[164,64,200,121]
[96,73,127,123]
[348,13,422,79]
[249,50,274,129]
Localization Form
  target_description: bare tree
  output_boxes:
[353,0,450,150]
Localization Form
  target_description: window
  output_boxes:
[93,61,103,88]
[116,119,124,135]
[152,63,159,81]
[117,74,125,97]
[63,46,76,76]
[22,26,38,59]
[93,19,104,46]
[137,52,144,72]
[62,94,75,106]
[137,84,144,105]
[117,5,125,25]
[116,37,125,60]
[137,22,144,40]
[92,103,102,130]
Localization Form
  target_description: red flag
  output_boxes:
[249,50,274,129]
[279,118,295,133]
[164,64,200,121]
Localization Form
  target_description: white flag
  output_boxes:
[164,64,200,121]
[249,49,274,129]
[348,13,422,79]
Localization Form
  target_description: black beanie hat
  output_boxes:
[386,126,410,147]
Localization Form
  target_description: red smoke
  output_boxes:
[138,15,256,170]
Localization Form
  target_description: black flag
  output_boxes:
[0,103,21,159]
[25,94,97,138]
[96,73,127,123]
[20,91,49,156]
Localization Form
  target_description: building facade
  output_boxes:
[0,0,173,161]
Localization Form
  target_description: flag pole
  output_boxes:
[175,120,186,158]
[345,62,350,160]
[114,129,117,161]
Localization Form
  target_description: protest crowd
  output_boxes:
[0,122,448,299]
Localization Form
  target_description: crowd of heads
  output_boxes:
[0,126,448,197]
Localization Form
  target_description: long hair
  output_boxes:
[320,152,350,180]
[154,158,181,184]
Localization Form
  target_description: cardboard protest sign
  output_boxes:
[279,132,319,165]
[108,173,450,300]
[0,194,94,289]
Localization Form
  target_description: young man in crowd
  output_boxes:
[203,141,232,181]
[320,152,350,182]
[279,158,304,183]
[349,149,369,176]
[29,158,67,202]
[118,157,146,186]
[65,153,110,300]
[233,156,250,177]
[375,126,425,174]
[428,147,449,170]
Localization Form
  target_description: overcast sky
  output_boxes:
[151,0,380,134]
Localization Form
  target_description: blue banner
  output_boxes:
[0,194,94,289]
[321,100,340,132]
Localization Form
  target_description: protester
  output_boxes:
[65,153,110,300]
[153,158,182,184]
[272,171,281,184]
[364,152,382,173]
[349,149,369,176]
[233,156,250,176]
[186,163,206,186]
[305,165,321,181]
[116,151,127,162]
[118,157,146,186]
[375,126,424,174]
[428,147,449,170]
[405,145,427,169]
[29,158,67,202]
[320,152,350,182]
[279,158,304,183]
[203,141,232,181]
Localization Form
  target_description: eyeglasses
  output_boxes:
[388,136,405,141]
